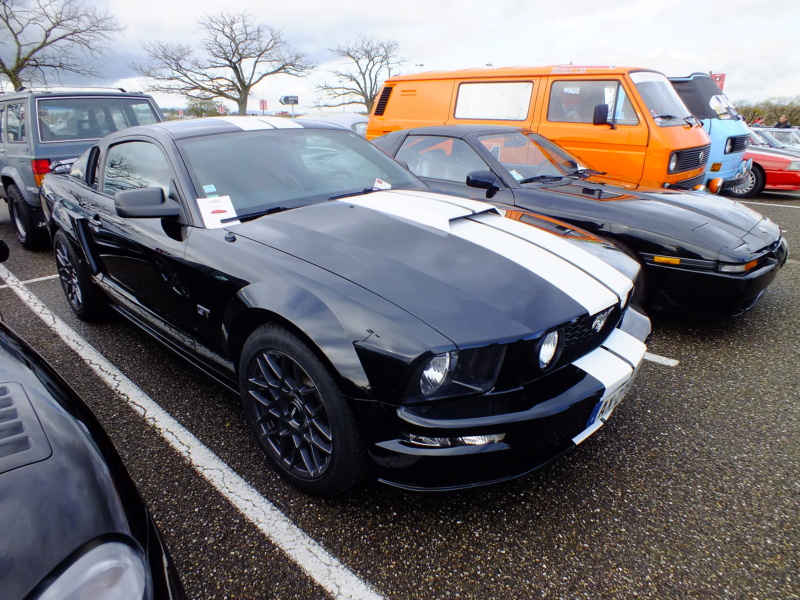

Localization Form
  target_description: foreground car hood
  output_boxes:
[232,190,632,342]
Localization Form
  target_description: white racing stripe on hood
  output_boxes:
[344,190,617,314]
[469,212,634,302]
[448,218,617,314]
[344,190,498,232]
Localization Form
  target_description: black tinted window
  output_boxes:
[103,141,171,195]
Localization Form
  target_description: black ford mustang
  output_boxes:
[372,124,789,317]
[41,117,649,496]
[0,241,185,600]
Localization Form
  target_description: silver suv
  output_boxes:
[1,88,164,249]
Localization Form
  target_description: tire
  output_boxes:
[725,165,765,199]
[7,184,47,250]
[53,230,106,321]
[239,324,367,496]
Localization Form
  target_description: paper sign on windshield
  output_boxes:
[197,195,240,228]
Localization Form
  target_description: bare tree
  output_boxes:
[0,0,123,90]
[316,36,403,113]
[132,11,312,116]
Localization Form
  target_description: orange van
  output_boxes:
[367,65,713,190]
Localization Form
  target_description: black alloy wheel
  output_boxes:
[54,230,105,321]
[240,325,366,497]
[8,184,46,250]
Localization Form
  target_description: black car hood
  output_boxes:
[542,180,776,252]
[232,190,632,343]
[0,326,133,600]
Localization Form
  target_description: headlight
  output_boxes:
[420,351,455,396]
[668,153,679,173]
[719,259,759,273]
[725,138,734,154]
[786,161,800,171]
[33,541,149,600]
[538,330,562,370]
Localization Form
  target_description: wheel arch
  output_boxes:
[224,284,373,400]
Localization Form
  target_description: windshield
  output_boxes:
[768,129,800,148]
[474,131,589,182]
[631,72,694,126]
[178,128,420,217]
[749,129,769,145]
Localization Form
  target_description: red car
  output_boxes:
[726,131,800,198]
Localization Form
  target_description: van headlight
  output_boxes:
[668,152,679,173]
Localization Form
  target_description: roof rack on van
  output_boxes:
[8,86,134,94]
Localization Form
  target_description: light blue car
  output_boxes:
[670,73,751,191]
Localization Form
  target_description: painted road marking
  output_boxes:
[0,264,383,600]
[0,273,59,289]
[644,352,680,367]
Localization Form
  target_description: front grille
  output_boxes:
[561,305,621,363]
[727,135,749,154]
[673,173,705,190]
[674,144,711,172]
[373,87,393,116]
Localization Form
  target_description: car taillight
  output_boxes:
[31,159,52,186]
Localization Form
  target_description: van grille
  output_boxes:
[373,87,393,116]
[674,144,711,172]
[727,135,749,154]
[673,173,705,190]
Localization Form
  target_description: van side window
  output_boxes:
[396,136,488,182]
[454,82,533,121]
[548,81,639,125]
[6,103,26,143]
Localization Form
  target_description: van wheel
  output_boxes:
[239,324,367,497]
[8,184,47,250]
[726,165,765,199]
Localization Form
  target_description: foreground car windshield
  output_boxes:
[475,131,587,181]
[177,128,419,215]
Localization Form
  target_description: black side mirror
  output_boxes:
[0,239,9,263]
[593,104,610,126]
[466,170,501,199]
[115,187,181,218]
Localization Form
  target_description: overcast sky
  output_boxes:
[66,0,800,112]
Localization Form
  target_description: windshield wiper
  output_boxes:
[654,114,696,127]
[221,205,295,223]
[569,168,605,179]
[518,175,565,184]
[328,188,381,201]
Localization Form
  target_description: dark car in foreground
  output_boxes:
[0,241,184,600]
[372,125,788,318]
[40,117,649,495]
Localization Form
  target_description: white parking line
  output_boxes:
[644,352,680,367]
[741,201,800,209]
[0,273,59,289]
[0,264,383,600]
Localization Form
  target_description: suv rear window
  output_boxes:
[36,96,160,142]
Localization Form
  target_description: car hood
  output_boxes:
[232,190,633,343]
[545,180,774,250]
[0,325,134,600]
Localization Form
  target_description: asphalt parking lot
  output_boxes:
[1,191,798,600]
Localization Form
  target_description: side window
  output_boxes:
[396,136,488,183]
[548,80,639,125]
[6,103,26,143]
[454,82,533,121]
[103,141,171,196]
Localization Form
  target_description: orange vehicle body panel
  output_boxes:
[367,66,711,190]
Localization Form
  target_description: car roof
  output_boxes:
[108,116,346,142]
[393,124,529,137]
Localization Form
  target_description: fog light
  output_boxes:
[406,433,506,448]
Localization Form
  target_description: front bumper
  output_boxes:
[359,308,649,491]
[645,237,789,317]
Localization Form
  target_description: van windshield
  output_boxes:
[630,72,695,127]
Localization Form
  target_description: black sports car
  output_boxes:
[0,241,185,600]
[41,117,649,496]
[372,125,789,317]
